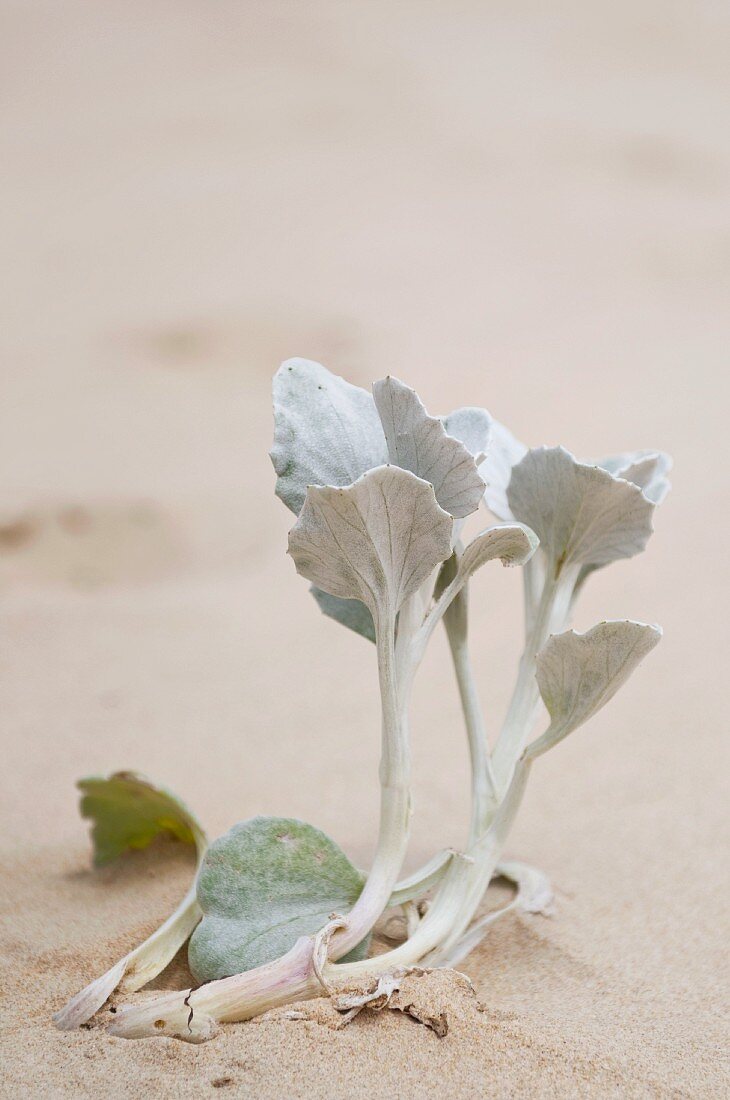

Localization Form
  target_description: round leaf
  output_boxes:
[189,817,369,982]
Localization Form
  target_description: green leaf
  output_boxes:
[188,817,369,982]
[310,586,376,644]
[78,771,204,867]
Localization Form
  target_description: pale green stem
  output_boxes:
[491,560,578,796]
[329,602,411,955]
[443,590,498,841]
[332,760,531,977]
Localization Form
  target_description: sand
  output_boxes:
[1,1,728,1096]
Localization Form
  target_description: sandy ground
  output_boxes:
[1,1,729,1096]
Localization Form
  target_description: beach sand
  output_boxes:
[1,1,728,1095]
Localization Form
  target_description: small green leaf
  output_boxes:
[188,817,369,983]
[310,586,376,643]
[78,771,204,867]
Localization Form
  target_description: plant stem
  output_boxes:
[443,593,498,841]
[491,561,578,795]
[110,601,417,1041]
[329,604,412,955]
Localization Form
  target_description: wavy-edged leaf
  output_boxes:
[188,817,368,982]
[441,406,493,464]
[458,523,539,580]
[507,446,655,569]
[526,621,662,758]
[310,586,375,644]
[78,771,205,866]
[373,377,485,518]
[433,524,538,615]
[598,450,672,505]
[288,465,453,632]
[54,773,207,1030]
[480,419,528,521]
[271,358,387,516]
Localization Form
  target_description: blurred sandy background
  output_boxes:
[1,2,728,1096]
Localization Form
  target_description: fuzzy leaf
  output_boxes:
[373,377,485,518]
[288,465,452,631]
[310,586,376,644]
[458,523,539,579]
[441,406,493,464]
[78,771,204,867]
[526,621,662,757]
[433,524,538,616]
[507,446,655,568]
[188,817,369,982]
[598,450,672,505]
[480,420,528,521]
[271,358,387,516]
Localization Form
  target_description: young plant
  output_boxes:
[55,359,669,1042]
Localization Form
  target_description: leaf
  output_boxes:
[598,450,672,505]
[78,771,204,867]
[506,446,655,569]
[526,621,662,757]
[432,524,538,617]
[310,586,376,644]
[54,773,207,1029]
[188,817,369,982]
[288,465,453,633]
[441,406,493,464]
[480,419,528,521]
[458,524,539,580]
[373,377,485,518]
[271,358,387,516]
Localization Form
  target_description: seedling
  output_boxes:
[54,360,669,1041]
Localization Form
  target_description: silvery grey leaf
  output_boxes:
[441,406,493,464]
[480,419,528,521]
[507,446,655,569]
[526,620,662,757]
[310,587,376,644]
[372,377,485,519]
[598,450,672,505]
[424,525,537,646]
[457,523,539,582]
[271,358,387,516]
[288,465,453,633]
